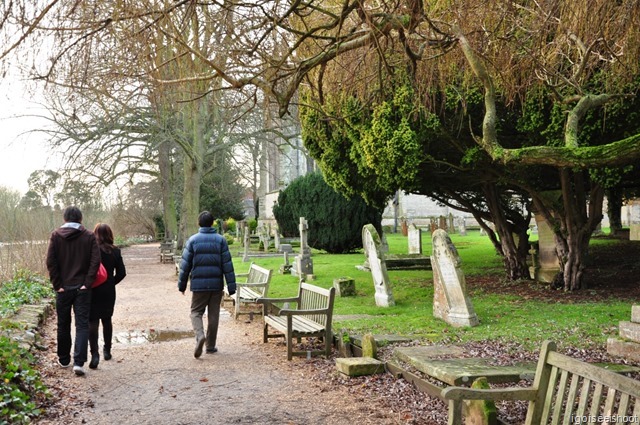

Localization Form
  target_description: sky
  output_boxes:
[0,77,55,195]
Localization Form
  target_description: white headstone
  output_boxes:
[431,229,478,327]
[362,224,395,307]
[408,224,422,254]
[630,200,640,241]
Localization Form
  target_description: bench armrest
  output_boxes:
[279,308,330,316]
[442,386,538,402]
[256,296,299,305]
[236,282,269,288]
[236,272,249,278]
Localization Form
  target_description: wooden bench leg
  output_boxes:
[263,322,269,343]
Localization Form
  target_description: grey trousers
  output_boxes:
[190,291,223,351]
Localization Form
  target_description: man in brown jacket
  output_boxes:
[46,206,101,376]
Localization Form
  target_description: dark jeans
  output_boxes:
[89,317,113,355]
[56,288,91,366]
[190,291,223,351]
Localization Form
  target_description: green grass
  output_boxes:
[232,230,633,351]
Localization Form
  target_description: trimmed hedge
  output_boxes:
[272,173,382,253]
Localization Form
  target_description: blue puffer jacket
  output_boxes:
[178,227,236,294]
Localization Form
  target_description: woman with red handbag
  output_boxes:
[89,223,127,369]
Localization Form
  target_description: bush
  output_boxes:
[225,218,237,234]
[272,173,383,253]
[0,271,53,318]
[248,219,258,234]
[0,337,48,424]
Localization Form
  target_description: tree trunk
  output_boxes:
[606,188,623,236]
[158,138,178,241]
[482,184,531,281]
[545,169,605,291]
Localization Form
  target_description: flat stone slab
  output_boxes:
[336,357,385,377]
[632,305,640,323]
[393,346,535,386]
[351,334,413,347]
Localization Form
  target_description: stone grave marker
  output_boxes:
[362,224,395,307]
[532,213,561,282]
[431,229,478,327]
[293,217,313,278]
[630,199,640,241]
[242,223,250,262]
[408,223,422,254]
[457,217,467,236]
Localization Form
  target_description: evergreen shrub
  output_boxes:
[272,173,382,253]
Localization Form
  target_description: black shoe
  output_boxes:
[103,349,112,361]
[206,347,218,354]
[89,353,99,369]
[194,336,206,358]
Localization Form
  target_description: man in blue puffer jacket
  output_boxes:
[178,211,236,358]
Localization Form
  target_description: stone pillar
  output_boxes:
[532,213,560,283]
[293,217,313,278]
[630,200,640,241]
[242,223,250,262]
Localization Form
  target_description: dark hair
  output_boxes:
[93,223,115,253]
[63,206,83,223]
[198,211,214,228]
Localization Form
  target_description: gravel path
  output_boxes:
[36,243,397,425]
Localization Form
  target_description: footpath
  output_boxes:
[36,243,396,425]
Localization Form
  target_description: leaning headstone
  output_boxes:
[408,223,422,254]
[431,229,479,327]
[362,224,395,307]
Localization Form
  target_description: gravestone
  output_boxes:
[293,217,313,278]
[242,223,250,262]
[532,214,561,282]
[607,305,640,362]
[362,224,395,307]
[630,200,640,241]
[458,217,467,236]
[408,223,422,254]
[431,229,479,327]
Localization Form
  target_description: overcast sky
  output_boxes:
[0,77,55,195]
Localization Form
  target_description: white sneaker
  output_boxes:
[57,359,71,368]
[73,365,85,376]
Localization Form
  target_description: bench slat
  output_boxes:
[575,378,591,419]
[561,374,580,425]
[551,369,569,424]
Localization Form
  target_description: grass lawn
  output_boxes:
[232,230,637,351]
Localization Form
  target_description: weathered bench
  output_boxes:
[443,340,640,424]
[160,240,176,264]
[258,282,335,360]
[225,263,272,320]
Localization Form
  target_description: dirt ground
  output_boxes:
[35,243,399,425]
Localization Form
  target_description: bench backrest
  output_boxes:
[298,283,335,327]
[245,264,272,285]
[526,341,640,424]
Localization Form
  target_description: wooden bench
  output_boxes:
[225,263,272,320]
[443,340,640,424]
[257,282,335,360]
[160,240,176,264]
